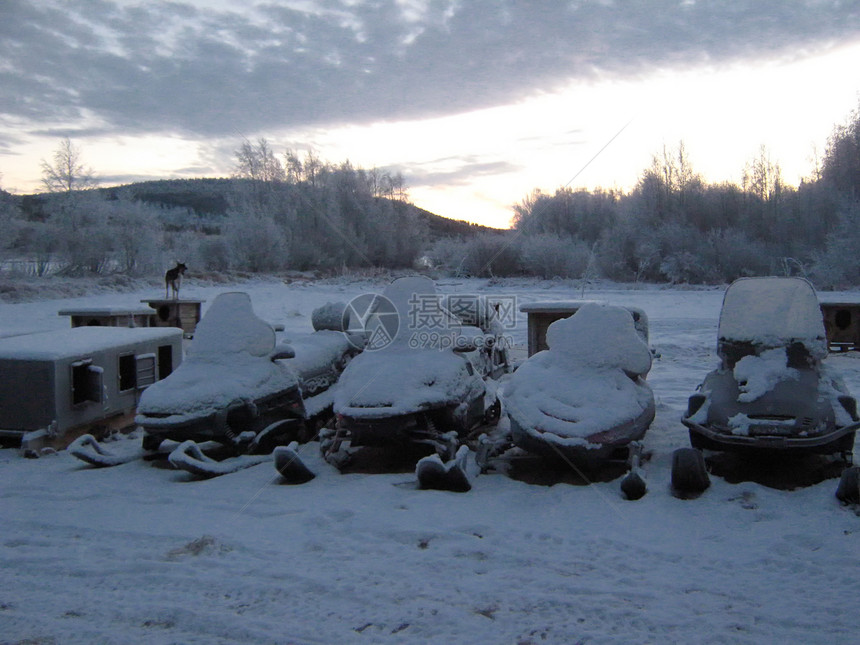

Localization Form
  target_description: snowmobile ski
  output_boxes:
[68,433,185,467]
[168,440,272,478]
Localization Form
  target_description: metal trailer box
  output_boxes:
[520,300,649,357]
[0,326,183,450]
[141,299,204,337]
[819,301,860,352]
[58,306,156,328]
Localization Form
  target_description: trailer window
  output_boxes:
[71,360,103,405]
[136,354,156,388]
[119,354,136,391]
[158,345,174,380]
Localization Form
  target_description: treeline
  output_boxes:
[0,145,497,277]
[427,101,860,287]
[2,100,859,285]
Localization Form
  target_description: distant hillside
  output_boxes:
[97,178,505,237]
[101,178,234,216]
[12,178,505,238]
[409,205,505,238]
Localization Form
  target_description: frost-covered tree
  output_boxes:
[40,138,97,194]
[821,101,860,200]
[224,211,288,272]
[811,199,860,287]
[519,234,592,279]
[234,138,284,184]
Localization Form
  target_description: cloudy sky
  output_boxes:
[1,1,859,227]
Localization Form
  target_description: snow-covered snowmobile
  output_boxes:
[287,276,510,491]
[672,277,860,499]
[477,302,655,499]
[72,292,362,476]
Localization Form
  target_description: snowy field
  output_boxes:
[2,276,860,644]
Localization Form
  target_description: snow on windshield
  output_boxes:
[188,292,275,359]
[380,275,460,345]
[504,303,653,442]
[718,278,826,356]
[333,277,481,416]
[545,302,652,374]
[137,292,296,418]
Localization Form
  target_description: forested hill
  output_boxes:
[4,173,506,276]
[98,178,502,239]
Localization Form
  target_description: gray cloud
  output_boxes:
[1,0,859,147]
[404,157,524,187]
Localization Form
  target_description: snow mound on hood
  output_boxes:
[333,276,482,417]
[733,347,800,403]
[137,292,297,418]
[718,277,827,357]
[311,301,348,332]
[504,303,654,442]
[333,347,482,418]
[282,330,352,378]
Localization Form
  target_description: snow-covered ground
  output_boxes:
[2,276,860,644]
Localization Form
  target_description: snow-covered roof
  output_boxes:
[0,327,182,361]
[520,300,646,319]
[718,277,826,355]
[58,307,155,316]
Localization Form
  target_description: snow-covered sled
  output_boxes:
[478,302,655,499]
[127,292,362,477]
[673,277,860,498]
[306,276,511,491]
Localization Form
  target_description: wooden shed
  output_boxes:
[0,327,183,451]
[141,298,204,337]
[58,306,156,328]
[520,301,649,357]
[819,300,860,352]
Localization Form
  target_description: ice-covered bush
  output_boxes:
[519,234,593,279]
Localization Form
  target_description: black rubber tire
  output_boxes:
[836,466,860,504]
[671,447,710,496]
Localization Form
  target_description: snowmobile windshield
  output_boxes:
[333,277,485,416]
[379,275,461,347]
[187,292,275,361]
[717,277,827,361]
[545,303,652,375]
[137,292,297,419]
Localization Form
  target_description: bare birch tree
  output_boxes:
[40,138,97,193]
